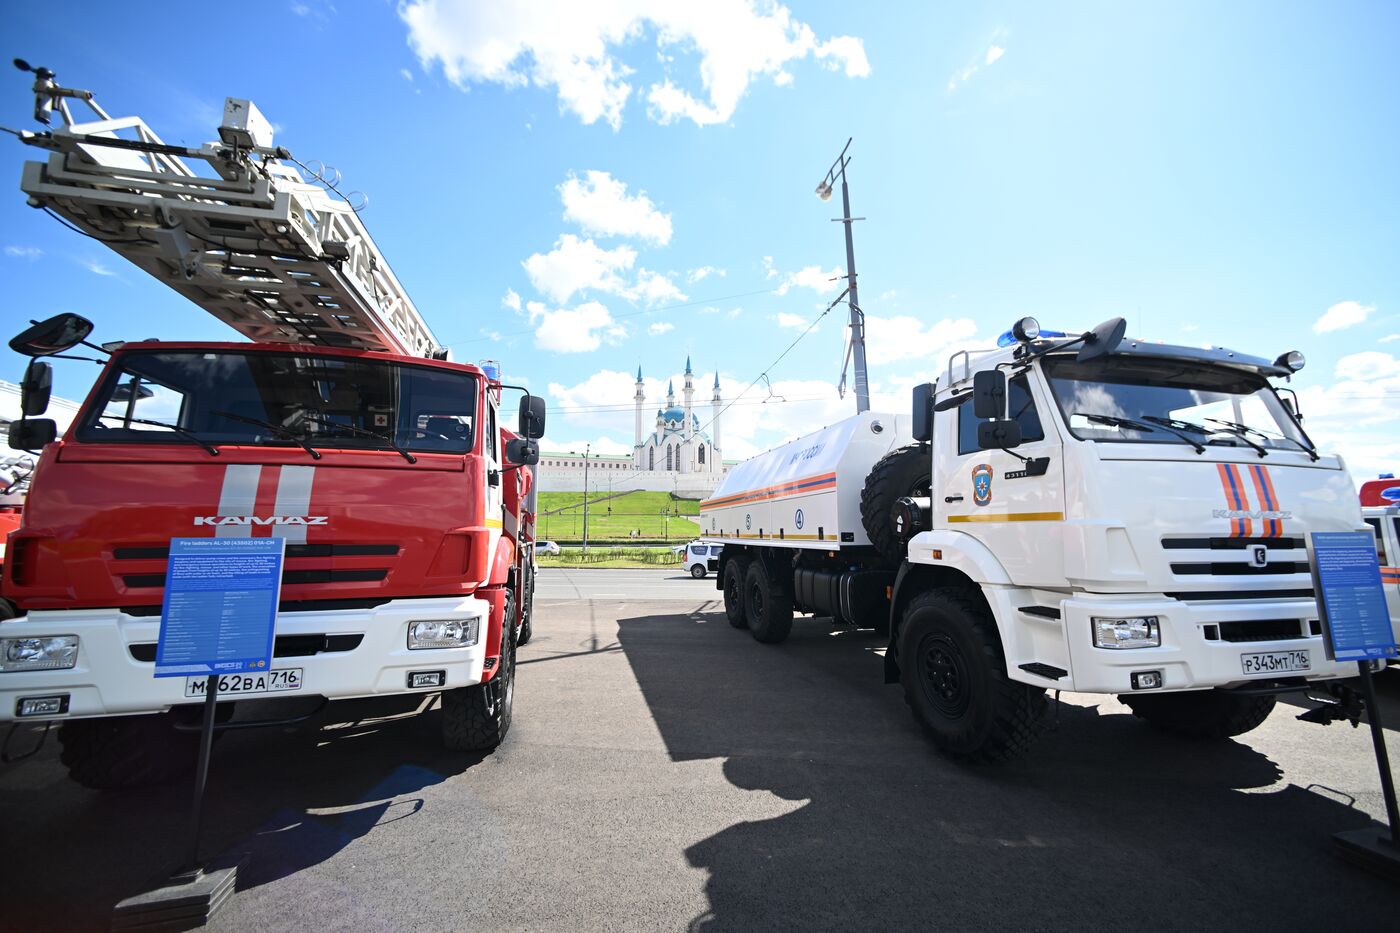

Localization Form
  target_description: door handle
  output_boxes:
[944,495,963,503]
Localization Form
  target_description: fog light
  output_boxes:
[1,635,79,671]
[1131,670,1163,690]
[16,694,69,717]
[407,618,479,650]
[1092,616,1160,649]
[407,670,446,689]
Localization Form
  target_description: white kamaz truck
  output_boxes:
[701,317,1385,762]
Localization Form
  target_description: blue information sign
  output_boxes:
[1309,531,1399,663]
[154,537,285,678]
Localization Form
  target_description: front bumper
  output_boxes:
[0,595,491,722]
[992,588,1359,693]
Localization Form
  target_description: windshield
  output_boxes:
[1043,355,1312,453]
[77,350,477,454]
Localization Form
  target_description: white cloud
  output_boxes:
[647,322,674,335]
[775,312,814,331]
[985,45,1005,65]
[1293,350,1400,480]
[1379,334,1400,344]
[1336,350,1400,382]
[4,246,41,260]
[400,0,869,129]
[776,264,843,296]
[522,234,636,304]
[502,288,521,311]
[400,68,414,82]
[560,170,672,244]
[948,35,1008,93]
[625,268,686,306]
[1313,300,1375,334]
[525,300,627,352]
[863,314,981,366]
[762,256,778,279]
[80,258,117,277]
[538,435,633,457]
[687,265,725,284]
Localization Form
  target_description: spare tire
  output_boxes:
[860,444,932,564]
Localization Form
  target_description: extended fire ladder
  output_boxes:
[9,62,445,359]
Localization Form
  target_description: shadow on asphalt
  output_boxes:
[0,694,486,932]
[616,609,1396,932]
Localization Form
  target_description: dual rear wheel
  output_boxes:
[721,555,793,644]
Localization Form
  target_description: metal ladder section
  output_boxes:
[16,96,443,359]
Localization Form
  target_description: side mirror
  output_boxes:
[978,419,1022,450]
[8,418,57,451]
[518,394,546,439]
[972,370,1006,419]
[911,383,934,443]
[20,360,53,416]
[1077,317,1127,362]
[9,313,94,357]
[505,437,539,466]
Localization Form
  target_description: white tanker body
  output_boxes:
[703,316,1386,763]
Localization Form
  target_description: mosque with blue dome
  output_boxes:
[633,357,723,475]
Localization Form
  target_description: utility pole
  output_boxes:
[816,138,869,414]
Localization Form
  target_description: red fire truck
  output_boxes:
[0,66,543,787]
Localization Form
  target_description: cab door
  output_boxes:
[484,394,504,535]
[933,374,1066,586]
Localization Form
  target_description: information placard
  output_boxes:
[1308,531,1398,662]
[154,537,285,678]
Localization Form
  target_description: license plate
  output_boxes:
[184,668,304,698]
[1240,650,1310,676]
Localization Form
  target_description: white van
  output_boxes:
[683,542,723,579]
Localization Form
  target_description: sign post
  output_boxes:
[112,536,284,929]
[1308,531,1400,881]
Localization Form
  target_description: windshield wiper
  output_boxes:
[1077,412,1206,454]
[298,414,417,464]
[212,410,322,460]
[1142,416,1267,458]
[96,414,219,456]
[1205,417,1318,461]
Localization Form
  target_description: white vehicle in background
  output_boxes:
[536,540,561,556]
[702,316,1382,764]
[684,542,723,579]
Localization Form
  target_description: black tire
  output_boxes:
[442,593,516,751]
[744,559,793,644]
[899,589,1048,763]
[516,566,534,647]
[860,444,932,565]
[690,564,707,579]
[723,558,749,628]
[1121,691,1277,739]
[58,709,206,790]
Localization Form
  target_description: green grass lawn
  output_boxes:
[535,490,701,542]
[535,546,683,569]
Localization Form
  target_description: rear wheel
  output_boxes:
[58,706,224,790]
[899,589,1047,763]
[723,558,749,628]
[744,559,793,644]
[442,593,516,751]
[1121,690,1276,739]
[860,444,932,565]
[690,564,706,579]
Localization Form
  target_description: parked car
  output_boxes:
[683,542,723,579]
[536,540,561,556]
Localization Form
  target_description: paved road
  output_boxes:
[535,566,720,601]
[2,576,1398,931]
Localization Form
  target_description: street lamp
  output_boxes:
[815,137,870,414]
[571,444,596,555]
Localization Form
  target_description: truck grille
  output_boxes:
[1161,535,1311,588]
[111,542,399,591]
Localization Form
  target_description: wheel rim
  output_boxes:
[750,581,765,620]
[918,633,971,717]
[725,573,741,605]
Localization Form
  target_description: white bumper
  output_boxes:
[989,587,1360,693]
[0,595,491,722]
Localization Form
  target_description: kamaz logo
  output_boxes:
[1211,509,1292,520]
[194,516,329,527]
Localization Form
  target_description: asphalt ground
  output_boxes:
[1,568,1398,931]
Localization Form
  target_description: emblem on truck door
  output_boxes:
[971,463,993,506]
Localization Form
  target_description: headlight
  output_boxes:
[1,635,79,671]
[407,618,479,650]
[1092,617,1160,649]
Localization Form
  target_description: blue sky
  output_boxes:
[2,1,1397,475]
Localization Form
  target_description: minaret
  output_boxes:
[683,357,694,441]
[633,365,645,469]
[711,370,722,472]
[666,378,675,409]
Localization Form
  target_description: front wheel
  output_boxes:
[1121,690,1276,739]
[58,706,224,790]
[690,564,707,579]
[899,589,1047,763]
[442,594,516,751]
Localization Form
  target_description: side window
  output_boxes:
[957,376,1045,455]
[485,401,499,463]
[1366,518,1386,564]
